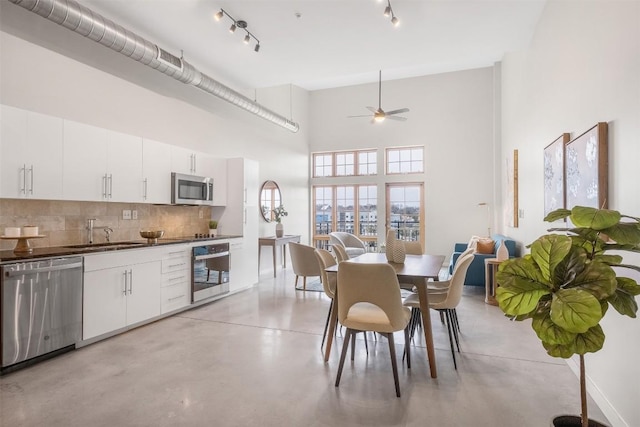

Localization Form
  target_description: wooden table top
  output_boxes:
[325,252,444,280]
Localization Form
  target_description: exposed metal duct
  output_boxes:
[8,0,300,133]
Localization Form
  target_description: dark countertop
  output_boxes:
[0,235,242,263]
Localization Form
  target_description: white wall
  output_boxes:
[501,1,640,425]
[309,67,497,258]
[0,31,310,248]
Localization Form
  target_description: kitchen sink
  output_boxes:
[63,241,146,250]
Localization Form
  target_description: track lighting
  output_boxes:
[214,8,262,52]
[383,0,400,27]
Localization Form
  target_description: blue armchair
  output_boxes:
[448,235,518,287]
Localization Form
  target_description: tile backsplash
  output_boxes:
[0,198,212,250]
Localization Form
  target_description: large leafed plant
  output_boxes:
[496,206,640,427]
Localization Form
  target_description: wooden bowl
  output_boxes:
[140,230,164,243]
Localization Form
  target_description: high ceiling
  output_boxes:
[78,0,547,92]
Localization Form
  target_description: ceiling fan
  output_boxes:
[348,70,409,123]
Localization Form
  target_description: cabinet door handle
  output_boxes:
[128,269,133,294]
[168,295,186,301]
[168,262,186,268]
[244,207,247,224]
[108,174,113,198]
[19,164,26,195]
[143,178,148,200]
[243,188,247,203]
[28,165,34,195]
[123,271,128,295]
[102,174,108,199]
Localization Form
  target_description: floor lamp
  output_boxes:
[478,202,491,237]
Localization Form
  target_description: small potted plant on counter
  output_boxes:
[496,206,640,427]
[208,220,218,237]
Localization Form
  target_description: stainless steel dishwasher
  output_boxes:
[1,256,83,371]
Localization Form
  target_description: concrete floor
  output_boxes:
[1,267,609,426]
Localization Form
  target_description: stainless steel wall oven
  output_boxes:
[192,242,230,302]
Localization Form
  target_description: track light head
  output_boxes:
[244,33,250,44]
[391,16,399,26]
[214,10,223,21]
[229,23,236,33]
[383,6,391,17]
[254,43,260,53]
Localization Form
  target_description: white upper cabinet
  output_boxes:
[63,120,142,202]
[200,156,227,206]
[142,138,172,204]
[107,130,142,203]
[1,105,64,199]
[171,146,207,176]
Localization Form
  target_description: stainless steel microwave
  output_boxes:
[171,172,214,205]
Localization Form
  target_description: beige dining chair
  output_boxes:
[289,242,321,291]
[329,232,367,258]
[335,262,412,397]
[403,240,423,255]
[314,248,338,350]
[332,243,349,263]
[403,253,474,370]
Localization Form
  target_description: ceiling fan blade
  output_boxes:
[386,115,408,121]
[385,108,410,115]
[366,106,378,113]
[347,115,373,118]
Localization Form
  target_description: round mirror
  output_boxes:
[260,180,282,222]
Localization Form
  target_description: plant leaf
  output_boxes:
[552,247,587,289]
[570,206,621,230]
[602,222,640,245]
[571,260,617,299]
[574,324,605,354]
[530,235,572,283]
[550,289,602,333]
[532,311,575,345]
[617,277,640,296]
[607,288,638,317]
[593,254,623,266]
[545,208,572,222]
[542,341,574,358]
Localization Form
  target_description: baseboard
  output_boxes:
[566,358,628,427]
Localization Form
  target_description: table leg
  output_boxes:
[416,278,437,378]
[324,292,338,363]
[258,244,261,276]
[283,243,287,268]
[484,260,491,304]
[272,245,277,278]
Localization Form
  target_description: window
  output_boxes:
[386,183,424,242]
[312,184,379,251]
[386,146,424,174]
[358,150,377,175]
[312,150,377,177]
[314,153,332,177]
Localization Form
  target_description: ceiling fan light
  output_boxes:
[374,114,385,123]
[214,10,223,21]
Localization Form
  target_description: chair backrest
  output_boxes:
[438,253,474,309]
[332,243,349,262]
[314,248,337,299]
[337,262,407,331]
[329,232,366,250]
[289,242,322,276]
[403,240,423,255]
[452,247,474,273]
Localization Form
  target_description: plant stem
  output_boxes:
[580,354,588,427]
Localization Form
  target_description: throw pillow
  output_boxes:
[467,235,481,252]
[476,238,495,254]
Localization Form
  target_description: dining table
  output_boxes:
[324,252,446,378]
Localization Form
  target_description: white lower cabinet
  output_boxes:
[160,245,191,313]
[83,250,162,340]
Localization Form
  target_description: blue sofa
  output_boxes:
[448,234,518,287]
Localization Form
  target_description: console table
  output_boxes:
[258,235,301,277]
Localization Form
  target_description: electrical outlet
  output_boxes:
[132,210,138,220]
[123,209,132,220]
[199,210,204,219]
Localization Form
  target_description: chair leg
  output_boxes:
[449,310,460,352]
[321,300,333,350]
[206,269,210,281]
[453,309,461,333]
[443,310,457,370]
[294,275,299,289]
[303,276,307,291]
[335,328,352,388]
[439,311,445,324]
[363,332,369,355]
[404,326,411,369]
[350,331,356,361]
[386,333,401,398]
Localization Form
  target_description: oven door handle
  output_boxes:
[194,251,230,261]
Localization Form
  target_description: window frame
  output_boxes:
[385,146,424,175]
[312,149,378,178]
